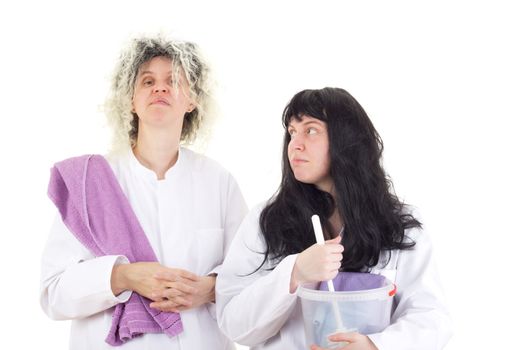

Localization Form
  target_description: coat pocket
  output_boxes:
[195,228,225,273]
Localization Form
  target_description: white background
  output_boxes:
[0,1,524,349]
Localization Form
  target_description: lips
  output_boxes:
[151,97,170,106]
[291,158,308,166]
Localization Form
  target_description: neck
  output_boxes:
[133,124,182,180]
[316,177,335,197]
[328,208,344,238]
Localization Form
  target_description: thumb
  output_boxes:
[328,331,361,343]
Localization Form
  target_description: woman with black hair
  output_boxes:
[216,87,452,349]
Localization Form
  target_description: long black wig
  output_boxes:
[258,87,421,272]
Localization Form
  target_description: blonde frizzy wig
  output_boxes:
[105,34,215,151]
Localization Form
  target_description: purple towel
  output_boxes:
[319,272,386,292]
[48,154,183,346]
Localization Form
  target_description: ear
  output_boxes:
[186,103,196,113]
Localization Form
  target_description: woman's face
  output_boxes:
[132,56,194,131]
[287,116,333,193]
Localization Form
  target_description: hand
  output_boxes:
[290,236,343,292]
[149,272,216,312]
[310,332,378,350]
[111,262,198,304]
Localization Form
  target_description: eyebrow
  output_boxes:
[303,121,322,126]
[289,120,323,128]
[138,70,173,77]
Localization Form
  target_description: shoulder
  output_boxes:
[51,154,109,179]
[397,207,435,263]
[249,201,270,220]
[397,205,425,243]
[238,202,270,237]
[226,201,272,258]
[378,207,430,265]
[374,209,434,276]
[52,154,94,169]
[406,206,435,244]
[100,150,129,178]
[182,147,233,178]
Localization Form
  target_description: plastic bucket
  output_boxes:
[298,273,395,348]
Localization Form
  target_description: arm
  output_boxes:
[149,173,248,313]
[210,173,248,276]
[216,204,344,346]
[40,215,132,320]
[367,229,453,350]
[215,206,300,346]
[41,215,200,319]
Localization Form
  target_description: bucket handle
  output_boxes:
[388,284,397,297]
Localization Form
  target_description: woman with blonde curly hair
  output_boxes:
[40,34,247,350]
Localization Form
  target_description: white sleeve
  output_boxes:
[368,229,453,350]
[207,173,248,277]
[216,205,299,347]
[206,174,248,319]
[40,214,132,320]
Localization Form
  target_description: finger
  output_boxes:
[328,331,360,342]
[149,292,164,302]
[150,296,192,310]
[326,235,342,244]
[150,299,177,311]
[329,261,342,270]
[174,305,191,312]
[150,286,170,301]
[328,253,343,263]
[153,271,177,281]
[321,245,343,256]
[310,344,327,350]
[159,280,198,294]
[171,268,199,281]
[156,307,180,313]
[325,271,339,281]
[161,284,197,298]
[150,304,180,313]
[150,299,194,312]
[154,269,199,282]
[163,295,193,308]
[326,244,344,254]
[322,261,341,272]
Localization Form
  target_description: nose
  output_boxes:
[153,83,168,93]
[289,135,305,151]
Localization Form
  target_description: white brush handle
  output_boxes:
[311,215,345,331]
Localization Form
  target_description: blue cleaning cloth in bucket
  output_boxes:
[319,272,386,292]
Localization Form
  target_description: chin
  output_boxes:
[147,114,179,126]
[293,173,315,185]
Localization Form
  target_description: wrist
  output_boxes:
[111,263,130,296]
[205,275,216,303]
[290,264,302,293]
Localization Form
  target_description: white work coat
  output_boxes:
[40,147,248,350]
[216,204,453,350]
